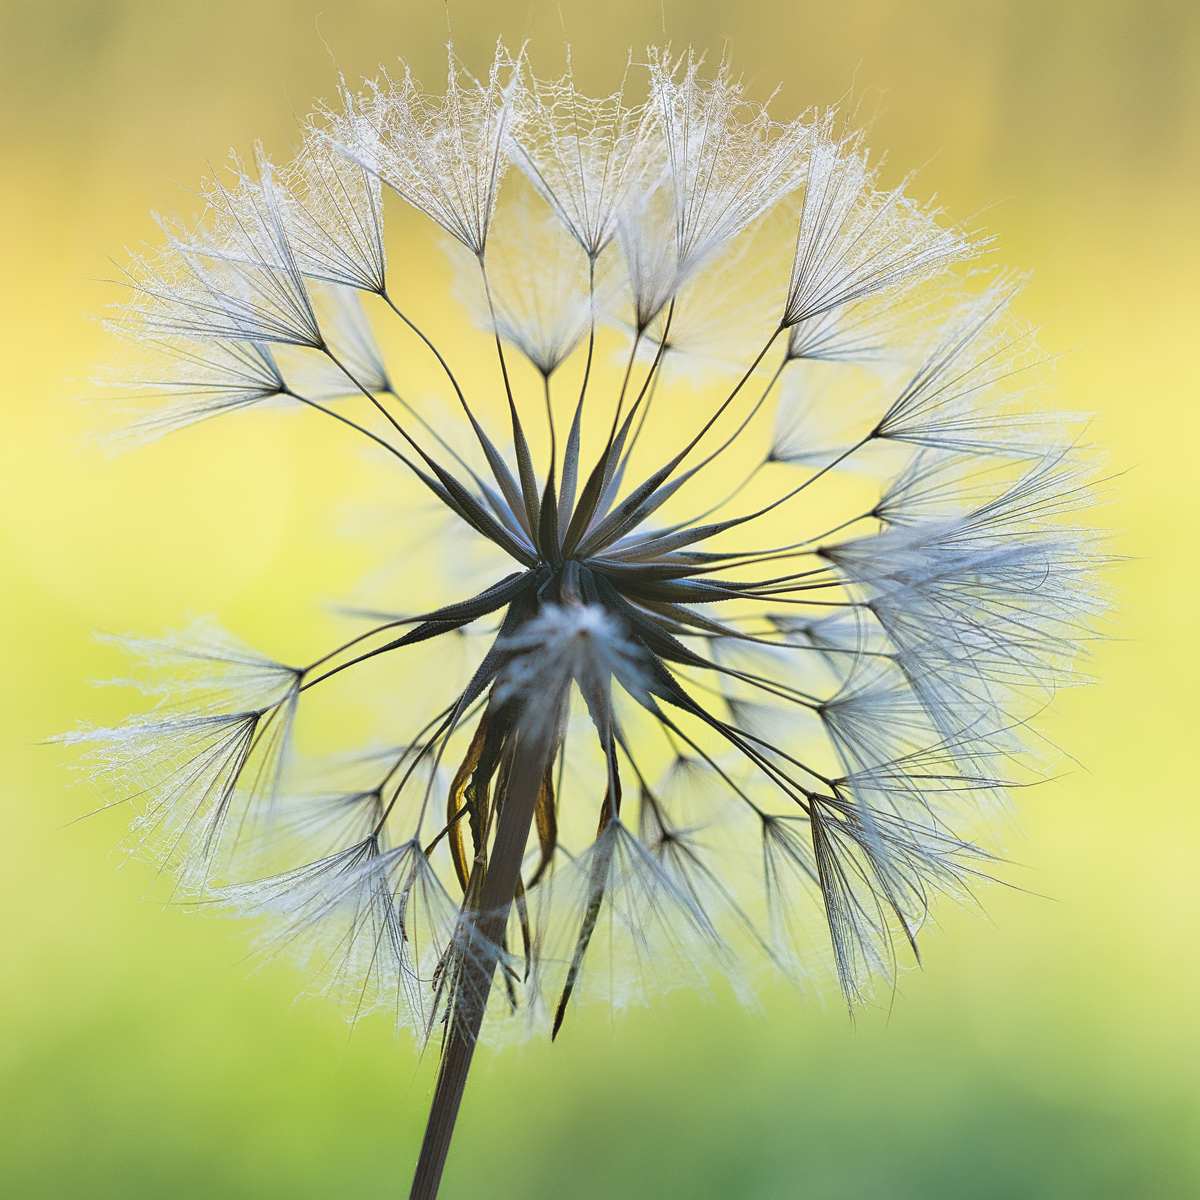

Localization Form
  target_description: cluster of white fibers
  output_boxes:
[74,43,1107,1063]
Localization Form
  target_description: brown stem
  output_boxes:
[408,718,560,1200]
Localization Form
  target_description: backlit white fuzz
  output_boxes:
[80,45,1105,1064]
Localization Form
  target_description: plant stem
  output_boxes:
[408,719,559,1200]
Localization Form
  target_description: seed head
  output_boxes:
[77,44,1106,1060]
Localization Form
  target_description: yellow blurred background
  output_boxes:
[1,1,1197,1196]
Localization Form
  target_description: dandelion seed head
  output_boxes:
[77,43,1108,1051]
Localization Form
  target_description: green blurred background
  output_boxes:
[1,1,1197,1196]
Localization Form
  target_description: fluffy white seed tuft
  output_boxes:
[78,45,1108,1045]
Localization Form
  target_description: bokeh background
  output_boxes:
[1,1,1197,1196]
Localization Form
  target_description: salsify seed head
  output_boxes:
[75,42,1108,1041]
